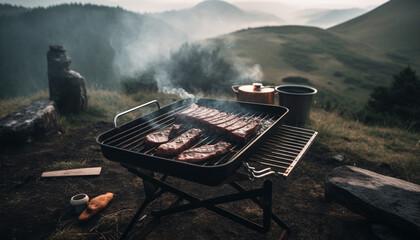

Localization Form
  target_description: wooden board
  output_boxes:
[41,167,102,177]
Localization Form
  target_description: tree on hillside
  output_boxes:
[363,66,420,130]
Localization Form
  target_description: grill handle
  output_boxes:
[243,162,276,181]
[114,100,161,128]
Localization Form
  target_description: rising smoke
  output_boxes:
[111,8,266,98]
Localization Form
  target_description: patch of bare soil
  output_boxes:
[0,122,375,240]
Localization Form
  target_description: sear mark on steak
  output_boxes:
[174,104,200,121]
[231,121,261,143]
[177,141,232,163]
[156,128,202,157]
[145,124,184,146]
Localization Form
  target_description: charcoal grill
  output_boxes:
[96,98,317,239]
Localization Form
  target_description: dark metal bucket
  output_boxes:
[275,85,317,126]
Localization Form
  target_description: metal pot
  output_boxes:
[275,85,317,126]
[232,83,276,104]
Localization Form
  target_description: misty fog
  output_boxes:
[0,0,388,99]
[110,1,274,98]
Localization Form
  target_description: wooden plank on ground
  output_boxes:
[41,167,102,177]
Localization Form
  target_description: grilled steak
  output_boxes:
[175,104,262,143]
[145,124,184,146]
[202,112,229,124]
[207,113,237,126]
[214,117,241,133]
[231,121,261,143]
[156,128,202,157]
[177,141,232,163]
[225,119,249,132]
[174,104,199,121]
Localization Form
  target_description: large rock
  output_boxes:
[0,100,58,143]
[47,45,87,114]
[325,165,420,238]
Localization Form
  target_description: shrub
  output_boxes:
[169,43,237,94]
[361,66,420,130]
[121,70,158,94]
[333,71,343,78]
[120,43,250,96]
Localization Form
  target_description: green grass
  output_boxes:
[307,108,420,183]
[0,90,49,119]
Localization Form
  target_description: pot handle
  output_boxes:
[232,85,240,94]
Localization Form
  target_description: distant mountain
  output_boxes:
[154,0,285,40]
[0,4,185,98]
[330,0,420,67]
[304,8,368,28]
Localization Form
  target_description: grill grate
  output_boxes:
[100,103,282,167]
[246,125,317,178]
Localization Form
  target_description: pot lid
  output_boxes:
[238,83,275,93]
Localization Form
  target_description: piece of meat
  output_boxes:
[156,128,202,157]
[173,103,262,144]
[214,117,242,134]
[186,108,216,123]
[179,103,199,115]
[177,141,232,163]
[207,113,237,126]
[190,109,221,126]
[225,119,249,132]
[194,109,220,121]
[202,112,228,124]
[174,104,199,121]
[176,107,209,123]
[144,124,184,146]
[231,121,261,143]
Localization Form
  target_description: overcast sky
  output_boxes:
[1,0,388,13]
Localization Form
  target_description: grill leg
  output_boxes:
[230,181,291,235]
[120,165,169,240]
[119,198,151,240]
[261,180,272,232]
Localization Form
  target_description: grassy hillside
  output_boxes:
[1,89,418,183]
[209,26,402,108]
[330,0,420,67]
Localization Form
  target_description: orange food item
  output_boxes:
[78,192,114,221]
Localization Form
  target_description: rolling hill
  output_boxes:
[330,0,420,67]
[208,25,401,107]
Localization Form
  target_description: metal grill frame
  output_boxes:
[96,98,288,186]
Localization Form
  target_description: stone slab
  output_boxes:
[325,165,420,237]
[0,100,58,143]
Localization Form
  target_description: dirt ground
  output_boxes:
[0,121,386,240]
